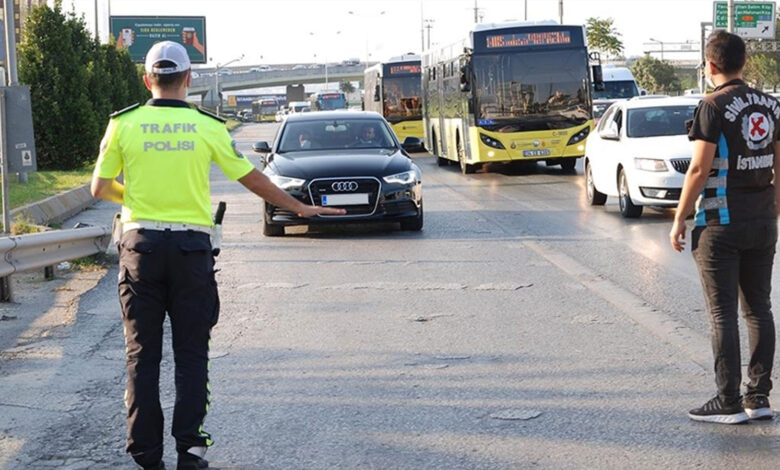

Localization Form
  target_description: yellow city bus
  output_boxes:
[363,55,424,144]
[422,22,602,174]
[252,98,279,122]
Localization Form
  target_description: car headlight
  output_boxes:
[268,174,306,190]
[480,133,505,149]
[383,170,418,185]
[567,126,591,145]
[634,158,668,172]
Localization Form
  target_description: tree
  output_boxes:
[18,1,99,169]
[586,17,624,58]
[744,53,780,90]
[18,1,149,170]
[630,55,681,94]
[339,80,356,94]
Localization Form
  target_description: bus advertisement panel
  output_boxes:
[364,56,424,144]
[423,23,594,174]
[310,91,347,111]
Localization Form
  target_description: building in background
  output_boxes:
[0,0,48,66]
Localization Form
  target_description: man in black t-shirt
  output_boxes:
[670,31,778,424]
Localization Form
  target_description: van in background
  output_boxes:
[592,66,644,122]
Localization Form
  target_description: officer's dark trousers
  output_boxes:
[692,221,777,402]
[118,229,219,467]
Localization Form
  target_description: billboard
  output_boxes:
[109,16,207,64]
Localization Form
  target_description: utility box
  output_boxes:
[3,86,38,173]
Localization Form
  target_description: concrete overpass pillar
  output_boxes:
[287,84,305,103]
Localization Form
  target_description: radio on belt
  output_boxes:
[212,201,226,256]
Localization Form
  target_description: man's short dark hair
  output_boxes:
[705,30,746,74]
[147,60,189,89]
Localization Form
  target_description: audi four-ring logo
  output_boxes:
[331,181,359,192]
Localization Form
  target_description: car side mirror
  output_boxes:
[599,122,620,141]
[459,64,472,92]
[402,137,425,153]
[253,141,271,153]
[592,65,604,92]
[640,88,648,96]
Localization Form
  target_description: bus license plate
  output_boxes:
[523,149,551,157]
[322,193,369,206]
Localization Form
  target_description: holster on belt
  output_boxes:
[212,201,226,256]
[111,212,122,246]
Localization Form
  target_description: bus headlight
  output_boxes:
[567,127,590,145]
[634,158,668,172]
[269,175,306,190]
[383,170,418,185]
[480,133,505,149]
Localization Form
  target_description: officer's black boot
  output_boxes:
[177,451,208,469]
[137,462,165,470]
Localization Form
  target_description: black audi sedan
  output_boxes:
[253,111,424,236]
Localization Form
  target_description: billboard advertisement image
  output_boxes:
[110,16,207,64]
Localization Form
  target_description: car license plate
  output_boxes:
[322,193,369,206]
[523,149,551,157]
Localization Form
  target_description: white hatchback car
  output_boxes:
[584,96,700,218]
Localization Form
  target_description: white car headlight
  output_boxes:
[383,170,418,185]
[269,174,306,190]
[634,158,668,172]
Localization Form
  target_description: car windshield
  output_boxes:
[593,80,639,100]
[626,105,697,138]
[278,119,397,152]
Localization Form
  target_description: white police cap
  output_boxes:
[144,41,191,74]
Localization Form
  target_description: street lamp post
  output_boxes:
[649,37,665,61]
[214,54,245,117]
[309,31,341,90]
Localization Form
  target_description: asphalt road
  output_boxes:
[0,121,778,469]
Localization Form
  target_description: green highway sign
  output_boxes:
[713,2,776,39]
[109,16,207,64]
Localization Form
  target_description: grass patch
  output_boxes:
[10,213,44,235]
[7,169,92,209]
[226,119,242,132]
[68,252,117,271]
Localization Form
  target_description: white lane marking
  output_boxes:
[525,240,711,370]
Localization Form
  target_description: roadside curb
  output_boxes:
[10,184,95,226]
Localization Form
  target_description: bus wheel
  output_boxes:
[457,138,475,174]
[560,158,577,172]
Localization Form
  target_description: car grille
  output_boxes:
[670,159,691,174]
[381,200,418,215]
[308,178,381,216]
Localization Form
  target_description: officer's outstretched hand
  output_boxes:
[297,205,347,218]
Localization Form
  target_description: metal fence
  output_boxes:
[0,226,111,299]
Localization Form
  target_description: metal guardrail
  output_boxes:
[0,226,111,278]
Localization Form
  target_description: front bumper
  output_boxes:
[627,168,686,206]
[265,180,422,227]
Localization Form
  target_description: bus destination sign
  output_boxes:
[486,31,572,49]
[389,64,422,75]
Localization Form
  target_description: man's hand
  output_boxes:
[669,219,686,252]
[297,205,346,218]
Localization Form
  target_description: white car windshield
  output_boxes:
[626,105,697,138]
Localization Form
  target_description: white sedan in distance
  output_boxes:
[584,96,699,218]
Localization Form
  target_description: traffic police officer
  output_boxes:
[671,31,778,424]
[91,41,344,469]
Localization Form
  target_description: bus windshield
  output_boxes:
[383,76,422,122]
[317,93,346,110]
[473,49,590,132]
[593,80,639,100]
